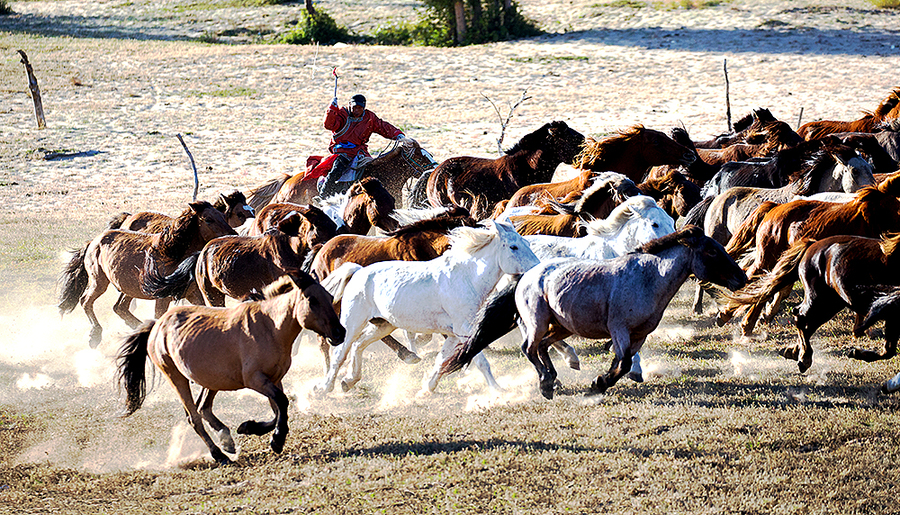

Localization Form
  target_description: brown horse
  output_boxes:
[57,201,237,348]
[116,272,345,466]
[719,174,900,337]
[110,190,255,233]
[694,108,803,150]
[636,171,701,220]
[509,172,642,236]
[647,127,720,187]
[573,125,696,185]
[249,178,397,236]
[245,202,339,243]
[426,121,585,220]
[722,234,900,373]
[142,211,327,307]
[246,139,437,210]
[505,169,600,209]
[798,87,900,141]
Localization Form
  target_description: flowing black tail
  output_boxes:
[142,252,199,299]
[57,244,89,316]
[116,320,155,416]
[678,195,712,230]
[301,243,324,279]
[440,276,521,375]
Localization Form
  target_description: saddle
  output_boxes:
[303,154,374,184]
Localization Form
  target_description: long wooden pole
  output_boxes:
[17,50,46,129]
[176,134,199,201]
[724,59,732,132]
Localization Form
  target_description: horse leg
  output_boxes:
[341,323,394,392]
[590,331,639,394]
[196,388,235,454]
[112,293,143,329]
[536,337,559,399]
[164,368,230,465]
[849,319,899,362]
[81,270,110,348]
[318,335,331,376]
[761,285,791,324]
[627,352,643,383]
[550,340,580,370]
[239,376,289,454]
[382,333,421,365]
[787,295,843,373]
[692,283,705,314]
[738,298,768,337]
[153,298,171,319]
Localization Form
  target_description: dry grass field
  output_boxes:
[1,0,900,513]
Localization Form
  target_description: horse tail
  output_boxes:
[859,287,900,335]
[301,243,323,278]
[320,262,362,305]
[440,276,521,376]
[406,170,432,209]
[426,162,457,208]
[245,173,291,212]
[716,238,814,313]
[724,201,778,258]
[142,252,199,300]
[107,212,131,230]
[116,319,155,416]
[679,195,712,229]
[57,243,90,316]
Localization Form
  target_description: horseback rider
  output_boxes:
[318,93,409,198]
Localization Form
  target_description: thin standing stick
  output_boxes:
[176,134,199,201]
[724,59,732,132]
[482,88,532,155]
[17,50,46,129]
[797,107,804,129]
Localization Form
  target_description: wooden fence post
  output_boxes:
[17,50,46,129]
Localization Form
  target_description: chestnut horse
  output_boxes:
[647,127,719,187]
[636,171,702,220]
[504,169,601,209]
[57,201,236,347]
[246,138,437,210]
[110,190,255,233]
[426,121,585,220]
[798,87,900,141]
[142,211,330,307]
[719,174,900,338]
[573,125,697,185]
[694,108,803,150]
[116,272,345,466]
[245,203,339,242]
[722,234,900,374]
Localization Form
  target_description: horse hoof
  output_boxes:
[587,378,608,396]
[88,329,102,349]
[540,387,554,400]
[715,312,731,327]
[798,360,812,374]
[627,371,644,383]
[399,351,422,365]
[567,359,581,371]
[778,346,799,361]
[270,437,285,454]
[340,380,354,392]
[211,449,233,466]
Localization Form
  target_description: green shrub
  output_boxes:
[869,0,900,8]
[369,16,454,47]
[280,9,354,45]
[0,0,13,16]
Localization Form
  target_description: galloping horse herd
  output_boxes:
[59,87,900,465]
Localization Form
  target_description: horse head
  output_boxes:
[486,220,540,276]
[345,177,398,233]
[639,126,696,168]
[190,200,238,242]
[297,205,340,248]
[678,226,747,291]
[215,190,255,228]
[284,272,345,347]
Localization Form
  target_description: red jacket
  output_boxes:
[325,103,403,158]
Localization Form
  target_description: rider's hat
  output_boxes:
[349,94,366,108]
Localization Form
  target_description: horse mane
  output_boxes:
[157,202,208,262]
[445,225,496,255]
[574,125,644,169]
[575,172,639,214]
[634,226,702,255]
[581,196,654,236]
[386,211,477,237]
[262,275,295,298]
[879,232,900,259]
[214,190,247,212]
[504,121,568,155]
[788,145,838,195]
[872,88,900,119]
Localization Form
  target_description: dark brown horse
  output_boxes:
[719,174,900,338]
[573,125,696,187]
[246,139,437,210]
[117,272,345,466]
[798,87,900,141]
[636,171,701,220]
[110,190,255,233]
[722,234,900,373]
[426,121,585,220]
[248,178,397,236]
[142,211,327,307]
[694,108,803,150]
[246,202,339,242]
[647,127,720,187]
[57,201,237,347]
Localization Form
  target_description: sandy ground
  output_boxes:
[0,0,899,475]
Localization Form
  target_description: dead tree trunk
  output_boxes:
[305,0,315,15]
[454,1,467,44]
[17,50,46,129]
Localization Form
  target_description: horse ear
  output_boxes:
[528,149,543,169]
[288,271,317,291]
[678,225,705,247]
[188,201,207,213]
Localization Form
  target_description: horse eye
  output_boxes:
[510,245,519,251]
[652,223,659,228]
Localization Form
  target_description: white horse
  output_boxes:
[313,221,540,396]
[524,195,675,261]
